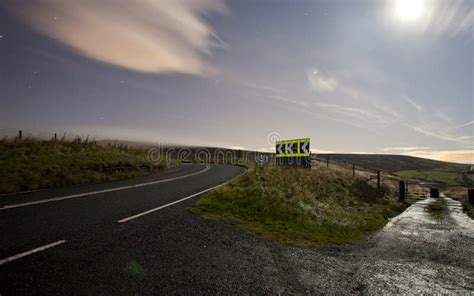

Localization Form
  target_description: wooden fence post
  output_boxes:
[430,188,439,198]
[469,189,474,205]
[399,181,406,202]
[377,171,381,189]
[326,156,329,167]
[352,164,355,177]
[18,130,22,140]
[54,133,57,141]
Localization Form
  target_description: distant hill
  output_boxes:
[314,154,469,173]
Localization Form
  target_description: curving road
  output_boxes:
[0,164,245,294]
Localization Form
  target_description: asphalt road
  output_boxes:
[0,163,246,295]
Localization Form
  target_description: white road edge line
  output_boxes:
[0,165,211,211]
[0,240,67,265]
[118,183,224,223]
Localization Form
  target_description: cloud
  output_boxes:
[382,146,473,164]
[307,68,339,92]
[411,126,467,143]
[8,0,226,75]
[453,120,474,129]
[407,149,474,164]
[243,82,285,94]
[428,0,474,36]
[434,110,451,122]
[383,146,431,153]
[405,97,422,111]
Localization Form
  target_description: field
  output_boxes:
[193,164,406,247]
[395,169,474,187]
[0,138,174,194]
[395,169,462,186]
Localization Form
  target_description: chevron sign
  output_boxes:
[275,138,311,168]
[275,138,310,157]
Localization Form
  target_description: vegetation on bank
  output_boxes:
[193,164,406,247]
[0,138,173,194]
[425,198,447,218]
[439,187,474,219]
[464,202,474,219]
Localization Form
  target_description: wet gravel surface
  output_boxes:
[2,170,473,295]
[286,196,474,295]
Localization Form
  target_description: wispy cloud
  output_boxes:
[405,97,422,111]
[434,110,451,122]
[383,146,431,153]
[243,82,286,94]
[409,126,471,144]
[428,0,474,36]
[307,68,339,93]
[453,120,474,129]
[382,146,473,164]
[8,0,226,75]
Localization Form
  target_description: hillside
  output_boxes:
[315,153,469,173]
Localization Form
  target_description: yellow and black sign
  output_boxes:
[275,138,310,157]
[275,138,311,168]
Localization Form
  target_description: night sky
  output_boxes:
[0,0,472,163]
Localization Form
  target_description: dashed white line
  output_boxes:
[117,183,224,223]
[0,165,210,211]
[0,240,67,265]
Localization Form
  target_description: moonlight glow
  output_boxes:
[393,0,426,23]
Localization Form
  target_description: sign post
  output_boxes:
[275,138,311,168]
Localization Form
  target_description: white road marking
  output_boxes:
[0,240,67,265]
[0,165,211,211]
[118,183,224,223]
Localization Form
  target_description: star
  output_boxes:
[0,35,3,38]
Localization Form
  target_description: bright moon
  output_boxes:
[394,0,425,23]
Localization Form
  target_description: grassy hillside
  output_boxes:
[193,164,406,247]
[317,153,468,173]
[316,153,471,187]
[0,138,174,194]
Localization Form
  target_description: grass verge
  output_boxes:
[425,198,447,218]
[0,138,174,194]
[464,202,474,219]
[442,187,474,219]
[193,164,406,247]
